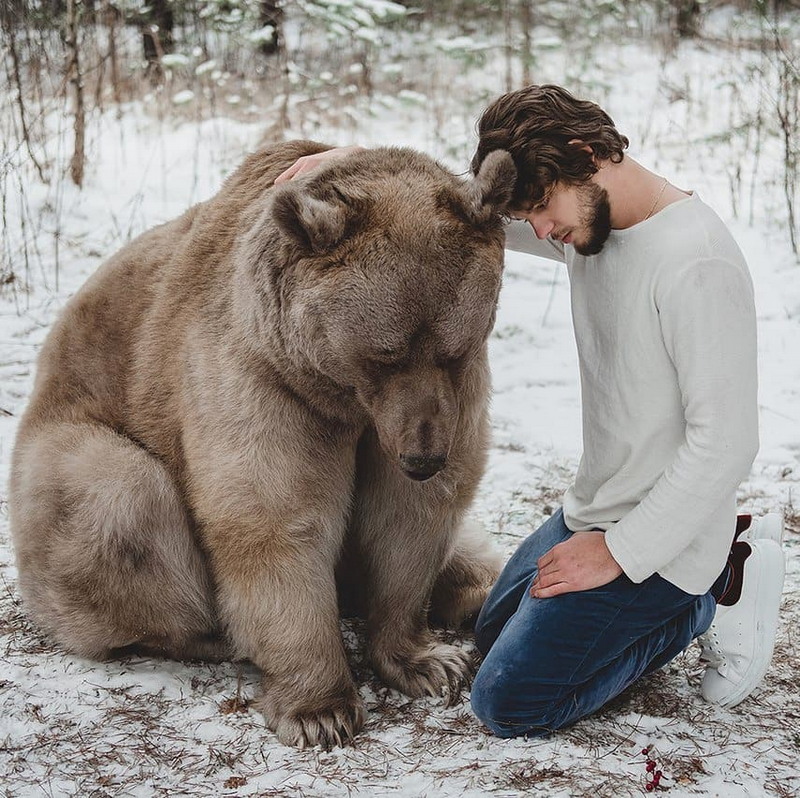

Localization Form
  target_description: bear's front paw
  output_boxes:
[258,690,367,750]
[373,641,475,707]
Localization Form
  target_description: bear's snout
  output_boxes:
[399,453,447,481]
[366,365,459,480]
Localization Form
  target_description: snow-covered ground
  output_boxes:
[1,29,798,798]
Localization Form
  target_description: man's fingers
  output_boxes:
[274,155,326,183]
[531,581,572,599]
[537,551,555,571]
[534,563,558,582]
[274,146,365,185]
[531,568,562,592]
[274,159,307,184]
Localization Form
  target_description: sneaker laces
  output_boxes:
[698,627,724,668]
[700,542,751,669]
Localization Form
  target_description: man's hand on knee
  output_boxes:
[530,531,623,598]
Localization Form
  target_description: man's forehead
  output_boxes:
[514,181,562,213]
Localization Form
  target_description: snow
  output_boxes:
[172,89,197,105]
[1,24,798,798]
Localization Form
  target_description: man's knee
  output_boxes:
[470,666,516,737]
[470,662,555,738]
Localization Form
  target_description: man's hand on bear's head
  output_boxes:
[274,145,365,184]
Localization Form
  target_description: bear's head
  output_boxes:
[263,147,515,482]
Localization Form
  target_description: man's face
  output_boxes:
[512,180,612,256]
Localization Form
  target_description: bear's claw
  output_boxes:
[261,692,367,750]
[374,641,474,707]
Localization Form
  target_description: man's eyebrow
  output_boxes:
[528,184,555,210]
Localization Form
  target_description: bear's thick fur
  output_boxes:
[9,141,514,748]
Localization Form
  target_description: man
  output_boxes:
[468,84,784,736]
[275,84,785,735]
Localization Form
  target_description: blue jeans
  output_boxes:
[471,509,718,737]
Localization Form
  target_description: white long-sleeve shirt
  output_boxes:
[505,193,759,595]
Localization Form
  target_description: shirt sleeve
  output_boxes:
[504,219,566,262]
[603,256,759,582]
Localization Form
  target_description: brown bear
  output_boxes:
[9,141,513,749]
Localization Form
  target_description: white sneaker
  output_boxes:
[699,539,785,708]
[735,513,784,544]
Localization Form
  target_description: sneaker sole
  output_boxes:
[718,542,785,708]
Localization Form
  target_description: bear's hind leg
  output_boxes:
[429,518,503,628]
[111,631,232,662]
[10,422,220,661]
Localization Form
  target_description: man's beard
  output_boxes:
[575,183,612,256]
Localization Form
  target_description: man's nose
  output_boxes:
[529,216,554,239]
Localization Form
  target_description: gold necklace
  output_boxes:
[644,178,669,221]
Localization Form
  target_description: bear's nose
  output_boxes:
[399,453,447,481]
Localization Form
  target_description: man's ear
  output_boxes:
[271,185,349,254]
[567,138,593,151]
[464,149,517,221]
[568,138,596,161]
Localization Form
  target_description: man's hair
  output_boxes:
[471,84,629,210]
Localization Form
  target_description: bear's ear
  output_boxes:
[271,185,349,254]
[465,149,516,221]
